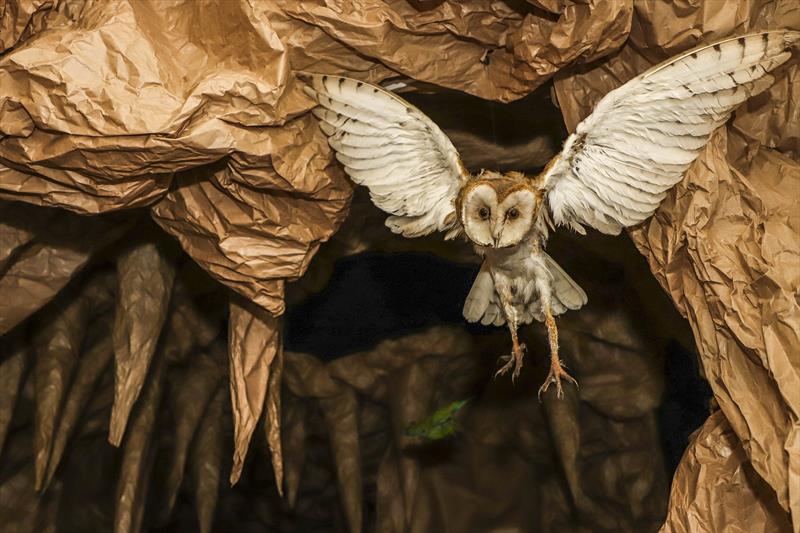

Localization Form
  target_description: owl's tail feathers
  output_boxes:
[542,253,588,316]
[462,255,588,326]
[463,262,499,324]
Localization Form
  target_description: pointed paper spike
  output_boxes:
[42,320,114,491]
[264,344,284,497]
[0,337,29,458]
[32,273,114,491]
[281,395,308,509]
[190,387,225,533]
[319,389,363,533]
[0,202,35,273]
[114,355,166,533]
[109,240,176,446]
[375,447,405,532]
[33,299,85,491]
[389,360,440,530]
[227,297,280,485]
[159,352,222,522]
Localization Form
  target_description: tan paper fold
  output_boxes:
[661,410,791,533]
[0,203,129,336]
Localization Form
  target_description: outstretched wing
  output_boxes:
[542,30,800,235]
[299,73,469,239]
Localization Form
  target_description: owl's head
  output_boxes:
[459,176,540,248]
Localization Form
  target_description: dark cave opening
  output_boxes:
[282,236,712,531]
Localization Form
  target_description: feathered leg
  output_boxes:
[537,303,578,399]
[494,286,526,382]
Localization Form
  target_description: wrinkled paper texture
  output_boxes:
[553,1,800,529]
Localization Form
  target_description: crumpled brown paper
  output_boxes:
[662,410,791,533]
[0,0,636,320]
[264,342,285,497]
[281,293,667,532]
[553,1,800,529]
[150,118,352,315]
[284,351,364,533]
[0,201,129,336]
[281,395,308,509]
[278,0,631,101]
[0,0,52,52]
[1,0,353,316]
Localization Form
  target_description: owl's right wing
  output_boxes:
[541,30,800,235]
[299,73,470,239]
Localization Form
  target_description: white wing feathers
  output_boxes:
[544,30,800,235]
[299,73,469,239]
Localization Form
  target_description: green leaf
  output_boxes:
[404,398,471,440]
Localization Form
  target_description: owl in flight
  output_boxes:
[299,30,799,398]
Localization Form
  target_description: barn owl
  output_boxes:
[299,29,799,398]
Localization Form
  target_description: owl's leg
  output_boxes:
[537,303,578,400]
[494,287,526,381]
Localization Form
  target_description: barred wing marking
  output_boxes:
[543,30,800,235]
[300,73,469,239]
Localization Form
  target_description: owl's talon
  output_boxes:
[494,355,515,379]
[537,359,578,400]
[494,343,526,382]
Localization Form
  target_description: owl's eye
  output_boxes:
[507,207,520,220]
[478,207,490,220]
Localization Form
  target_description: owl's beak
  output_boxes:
[491,224,503,247]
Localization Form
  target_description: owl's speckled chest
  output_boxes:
[476,239,549,309]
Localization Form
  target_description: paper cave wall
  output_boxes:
[0,1,798,533]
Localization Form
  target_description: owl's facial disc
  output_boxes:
[494,190,536,248]
[462,184,497,247]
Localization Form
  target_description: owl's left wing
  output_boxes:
[299,73,469,239]
[542,30,800,235]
